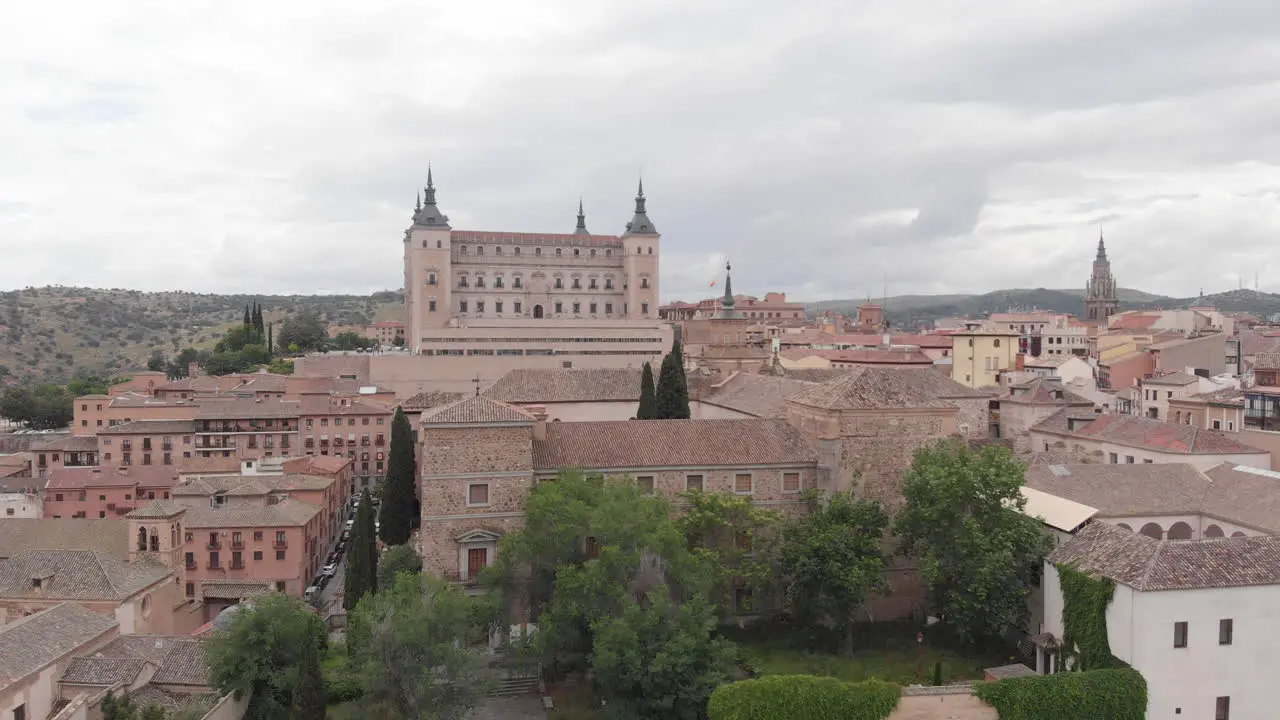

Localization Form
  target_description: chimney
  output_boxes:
[1016,354,1026,371]
[527,405,548,442]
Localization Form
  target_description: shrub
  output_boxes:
[974,667,1146,720]
[324,674,364,704]
[707,674,899,720]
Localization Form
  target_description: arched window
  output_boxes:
[149,529,160,552]
[1139,522,1163,540]
[136,527,148,551]
[1166,522,1193,540]
[1204,524,1225,538]
[535,247,541,256]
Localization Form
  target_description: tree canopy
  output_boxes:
[781,491,890,655]
[636,361,657,419]
[349,573,492,720]
[277,314,329,353]
[0,384,74,429]
[331,331,377,351]
[376,543,423,589]
[654,338,690,419]
[893,440,1053,644]
[344,488,379,610]
[205,593,327,720]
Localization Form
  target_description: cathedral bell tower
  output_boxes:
[1085,231,1119,325]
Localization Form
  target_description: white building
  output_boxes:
[0,492,40,519]
[1045,521,1275,719]
[1029,408,1270,470]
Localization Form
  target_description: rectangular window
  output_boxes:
[783,472,801,493]
[460,300,468,312]
[254,531,263,541]
[605,303,613,314]
[1124,455,1134,464]
[514,301,522,314]
[734,473,754,494]
[685,474,704,492]
[276,550,286,560]
[468,483,490,506]
[253,551,263,561]
[572,302,580,314]
[554,302,563,314]
[589,302,597,314]
[476,300,485,313]
[636,476,654,494]
[1174,621,1188,648]
[1217,696,1230,720]
[1219,618,1233,645]
[185,583,194,597]
[429,300,437,312]
[1109,452,1118,464]
[641,302,649,314]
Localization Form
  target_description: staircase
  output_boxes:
[488,664,541,697]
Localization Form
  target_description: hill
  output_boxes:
[0,287,404,386]
[808,288,1280,329]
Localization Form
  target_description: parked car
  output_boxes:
[322,563,337,576]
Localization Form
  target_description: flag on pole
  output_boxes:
[709,280,717,287]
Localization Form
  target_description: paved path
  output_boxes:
[465,696,547,720]
[891,693,997,720]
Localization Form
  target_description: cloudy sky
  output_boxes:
[4,0,1280,302]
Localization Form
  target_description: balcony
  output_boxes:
[230,540,244,550]
[272,539,288,549]
[185,561,197,570]
[375,437,385,446]
[441,570,480,586]
[206,561,221,570]
[229,562,245,570]
[162,443,173,451]
[206,541,222,550]
[121,443,133,451]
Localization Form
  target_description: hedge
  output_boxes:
[974,667,1147,720]
[707,675,900,720]
[324,674,364,704]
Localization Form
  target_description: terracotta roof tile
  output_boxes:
[200,581,272,600]
[90,635,209,686]
[702,373,817,418]
[0,550,171,601]
[482,368,643,403]
[126,500,187,519]
[98,419,196,435]
[0,604,118,684]
[172,473,333,497]
[1051,521,1280,590]
[781,348,934,365]
[60,657,148,686]
[1142,371,1200,386]
[30,436,100,452]
[0,519,128,559]
[282,454,351,475]
[1032,408,1266,456]
[46,466,181,490]
[1186,387,1245,407]
[181,498,321,528]
[176,456,243,475]
[401,390,467,411]
[787,367,988,410]
[1003,377,1094,406]
[421,396,535,425]
[532,418,816,470]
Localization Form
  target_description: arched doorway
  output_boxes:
[1139,522,1164,540]
[1166,522,1193,540]
[533,305,544,319]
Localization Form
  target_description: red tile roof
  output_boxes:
[532,418,815,470]
[282,454,351,475]
[1033,409,1265,456]
[46,466,181,490]
[421,396,535,425]
[1109,314,1160,330]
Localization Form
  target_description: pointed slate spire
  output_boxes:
[574,198,590,235]
[712,261,742,319]
[1096,227,1107,260]
[413,164,451,228]
[622,176,658,235]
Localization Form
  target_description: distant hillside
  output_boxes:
[0,287,404,386]
[808,288,1280,329]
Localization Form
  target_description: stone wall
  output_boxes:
[947,398,990,440]
[1002,402,1086,454]
[422,426,533,476]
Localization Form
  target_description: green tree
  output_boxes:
[239,343,271,366]
[278,314,328,353]
[392,335,405,347]
[781,491,890,656]
[350,573,491,720]
[379,408,417,545]
[377,543,423,588]
[654,339,690,419]
[290,627,326,720]
[266,359,295,375]
[146,350,166,372]
[345,488,379,610]
[332,332,376,351]
[267,322,274,355]
[0,387,34,424]
[166,348,201,378]
[636,361,657,419]
[591,590,736,720]
[66,374,111,396]
[206,593,327,720]
[243,304,251,328]
[676,490,780,617]
[215,325,258,354]
[893,440,1053,645]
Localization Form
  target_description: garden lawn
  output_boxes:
[740,640,1005,686]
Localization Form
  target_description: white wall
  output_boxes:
[1125,584,1280,719]
[1029,432,1270,470]
[0,492,41,518]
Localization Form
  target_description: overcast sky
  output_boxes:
[4,0,1280,302]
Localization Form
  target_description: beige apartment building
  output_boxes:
[950,324,1021,388]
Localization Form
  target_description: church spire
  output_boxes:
[1096,227,1107,260]
[721,261,735,308]
[622,176,658,235]
[574,198,589,235]
[412,164,450,228]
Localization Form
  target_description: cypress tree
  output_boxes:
[637,361,657,419]
[256,303,265,336]
[655,341,691,420]
[379,408,417,546]
[344,489,378,609]
[243,304,251,329]
[290,633,326,720]
[267,322,274,356]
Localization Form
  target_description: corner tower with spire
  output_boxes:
[404,166,455,348]
[1085,230,1119,324]
[620,177,660,319]
[712,262,743,319]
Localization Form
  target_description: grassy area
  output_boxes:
[725,621,1010,686]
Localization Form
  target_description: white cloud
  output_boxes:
[2,0,1280,302]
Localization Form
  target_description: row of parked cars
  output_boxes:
[304,494,378,602]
